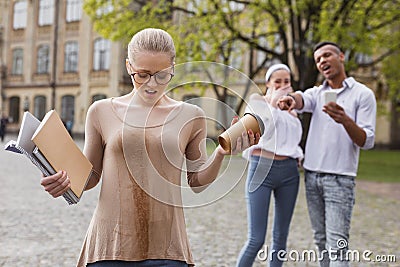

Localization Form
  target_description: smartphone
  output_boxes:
[324,91,337,104]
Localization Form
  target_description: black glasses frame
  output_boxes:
[130,71,174,85]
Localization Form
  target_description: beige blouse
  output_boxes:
[77,98,208,266]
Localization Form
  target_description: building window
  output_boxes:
[96,0,113,16]
[12,48,23,75]
[228,1,245,11]
[93,38,110,71]
[216,94,237,130]
[186,0,206,14]
[13,1,27,29]
[61,95,75,123]
[230,44,243,70]
[355,53,373,65]
[37,45,50,74]
[34,96,47,120]
[38,0,55,26]
[92,94,107,103]
[257,36,268,67]
[64,41,79,72]
[256,34,284,70]
[66,0,82,22]
[9,97,20,123]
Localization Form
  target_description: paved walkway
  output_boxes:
[0,135,399,266]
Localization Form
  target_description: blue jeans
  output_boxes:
[237,156,299,267]
[305,170,355,267]
[86,259,188,267]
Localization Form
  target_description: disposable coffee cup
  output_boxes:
[218,113,265,153]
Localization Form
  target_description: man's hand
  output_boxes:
[323,102,367,147]
[323,102,348,124]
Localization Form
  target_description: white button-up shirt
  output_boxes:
[298,77,376,176]
[242,95,304,160]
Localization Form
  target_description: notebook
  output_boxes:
[31,110,93,202]
[4,111,91,204]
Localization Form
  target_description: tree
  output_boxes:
[84,0,399,94]
[84,0,400,135]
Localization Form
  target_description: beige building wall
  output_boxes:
[0,1,393,146]
[0,0,131,135]
[352,68,391,147]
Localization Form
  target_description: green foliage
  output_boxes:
[318,0,399,71]
[358,150,400,183]
[83,0,173,44]
[381,17,400,109]
[83,0,400,103]
[382,51,400,104]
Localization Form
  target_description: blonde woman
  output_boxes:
[40,28,259,267]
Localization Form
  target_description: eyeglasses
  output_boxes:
[130,70,174,85]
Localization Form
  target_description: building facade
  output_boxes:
[0,0,257,140]
[0,0,396,147]
[0,0,131,135]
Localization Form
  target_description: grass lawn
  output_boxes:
[207,140,399,183]
[357,149,400,183]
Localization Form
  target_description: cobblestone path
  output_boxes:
[1,136,398,266]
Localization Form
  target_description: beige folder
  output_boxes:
[31,110,93,199]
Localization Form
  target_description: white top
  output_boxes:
[242,94,303,160]
[297,77,376,176]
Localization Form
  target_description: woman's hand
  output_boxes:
[217,117,261,156]
[267,85,293,109]
[230,129,260,155]
[277,95,296,111]
[40,171,70,198]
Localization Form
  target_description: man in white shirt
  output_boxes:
[278,41,376,267]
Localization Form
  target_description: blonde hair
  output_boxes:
[127,28,176,64]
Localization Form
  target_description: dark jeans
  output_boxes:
[237,156,299,267]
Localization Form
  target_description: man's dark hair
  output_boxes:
[313,41,342,53]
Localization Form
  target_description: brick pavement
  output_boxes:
[0,134,399,267]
